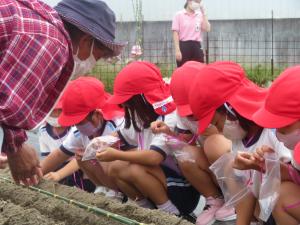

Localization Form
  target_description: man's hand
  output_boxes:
[0,155,8,169]
[7,144,42,186]
[96,147,119,162]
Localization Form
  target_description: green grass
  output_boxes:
[89,62,286,93]
[244,65,285,87]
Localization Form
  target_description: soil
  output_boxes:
[0,170,193,225]
[0,200,62,225]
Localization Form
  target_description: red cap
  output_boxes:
[170,61,206,117]
[294,142,300,165]
[58,77,124,126]
[189,61,248,134]
[227,82,268,121]
[108,61,176,115]
[253,66,300,128]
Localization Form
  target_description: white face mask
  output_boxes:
[71,40,97,78]
[223,119,247,141]
[76,120,103,137]
[46,116,61,128]
[189,1,201,11]
[276,129,300,150]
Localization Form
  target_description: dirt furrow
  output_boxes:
[0,176,193,225]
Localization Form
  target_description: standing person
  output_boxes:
[172,0,211,67]
[0,0,125,185]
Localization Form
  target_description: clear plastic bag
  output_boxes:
[164,135,196,163]
[257,152,281,221]
[210,152,252,207]
[82,135,119,161]
[210,151,281,222]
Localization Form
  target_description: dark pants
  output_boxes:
[264,215,276,225]
[176,40,204,67]
[161,165,201,216]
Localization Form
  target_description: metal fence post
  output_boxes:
[206,32,209,64]
[271,10,274,79]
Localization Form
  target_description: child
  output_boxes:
[96,61,202,220]
[41,76,124,193]
[188,61,291,225]
[234,66,300,225]
[39,99,83,188]
[39,99,71,159]
[152,61,237,225]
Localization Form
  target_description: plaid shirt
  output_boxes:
[0,0,74,152]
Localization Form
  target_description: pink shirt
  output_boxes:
[172,9,204,42]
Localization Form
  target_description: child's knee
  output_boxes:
[204,134,232,163]
[178,160,197,174]
[128,164,147,181]
[107,161,127,178]
[280,182,300,206]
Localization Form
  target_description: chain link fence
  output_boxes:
[91,33,300,93]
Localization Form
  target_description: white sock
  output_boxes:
[136,198,155,209]
[157,200,180,215]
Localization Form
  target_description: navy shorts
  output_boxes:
[60,170,96,193]
[161,165,201,215]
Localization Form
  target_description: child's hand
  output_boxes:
[233,151,262,171]
[96,147,119,162]
[75,149,84,161]
[151,121,171,135]
[249,146,275,172]
[44,172,61,182]
[252,146,274,163]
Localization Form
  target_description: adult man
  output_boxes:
[0,0,125,185]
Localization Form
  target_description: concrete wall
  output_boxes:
[115,18,300,67]
[43,0,300,21]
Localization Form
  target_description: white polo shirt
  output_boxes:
[118,111,181,174]
[39,123,72,158]
[231,128,292,163]
[175,114,207,145]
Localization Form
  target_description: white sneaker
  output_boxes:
[215,205,236,221]
[94,186,107,194]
